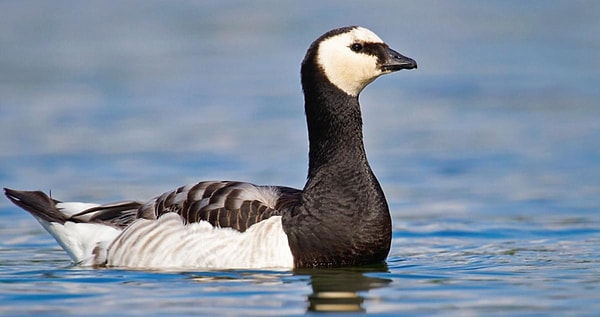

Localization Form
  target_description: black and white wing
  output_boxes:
[138,181,302,232]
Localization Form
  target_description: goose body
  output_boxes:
[5,26,416,269]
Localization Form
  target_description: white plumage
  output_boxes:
[37,202,120,265]
[107,214,293,269]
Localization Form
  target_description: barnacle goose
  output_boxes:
[5,26,417,269]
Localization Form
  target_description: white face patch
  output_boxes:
[317,27,387,96]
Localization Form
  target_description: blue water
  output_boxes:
[1,1,599,315]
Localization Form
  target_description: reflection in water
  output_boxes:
[295,265,392,313]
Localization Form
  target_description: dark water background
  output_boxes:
[1,1,599,315]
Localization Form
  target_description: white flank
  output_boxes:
[107,214,294,269]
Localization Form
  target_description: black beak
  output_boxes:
[381,47,417,72]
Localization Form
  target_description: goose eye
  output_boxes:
[350,43,363,52]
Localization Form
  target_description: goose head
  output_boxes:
[302,26,417,97]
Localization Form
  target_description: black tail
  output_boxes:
[4,188,67,223]
[4,188,143,229]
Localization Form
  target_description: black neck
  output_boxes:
[301,71,386,219]
[281,61,392,268]
[305,86,366,179]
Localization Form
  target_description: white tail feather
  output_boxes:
[34,202,123,265]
